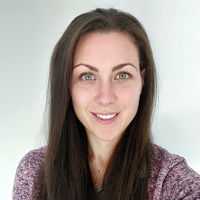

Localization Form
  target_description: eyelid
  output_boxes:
[79,72,96,80]
[77,71,132,81]
[115,71,132,79]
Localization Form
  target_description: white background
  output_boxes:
[0,0,200,199]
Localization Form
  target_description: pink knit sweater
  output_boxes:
[13,145,200,199]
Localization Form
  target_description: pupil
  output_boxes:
[120,73,126,79]
[86,74,91,80]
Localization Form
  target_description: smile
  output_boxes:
[96,114,116,119]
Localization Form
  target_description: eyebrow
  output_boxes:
[112,63,137,72]
[73,63,137,72]
[73,64,99,72]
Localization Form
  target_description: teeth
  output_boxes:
[96,114,116,119]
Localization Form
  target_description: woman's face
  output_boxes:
[70,31,145,143]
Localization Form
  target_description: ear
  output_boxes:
[141,68,146,85]
[140,68,146,93]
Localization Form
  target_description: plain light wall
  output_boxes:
[0,0,200,199]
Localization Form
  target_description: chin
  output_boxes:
[96,131,122,142]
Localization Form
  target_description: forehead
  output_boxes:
[73,31,140,69]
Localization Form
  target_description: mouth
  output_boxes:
[91,112,119,124]
[96,114,116,119]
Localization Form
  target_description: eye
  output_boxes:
[81,73,95,81]
[116,72,130,79]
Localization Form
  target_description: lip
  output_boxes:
[91,112,119,125]
[92,111,119,116]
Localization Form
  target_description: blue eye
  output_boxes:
[116,72,129,79]
[82,73,94,80]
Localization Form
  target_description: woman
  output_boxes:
[13,8,200,200]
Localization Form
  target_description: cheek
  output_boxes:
[119,83,142,100]
[71,85,93,111]
[119,85,142,112]
[71,86,81,110]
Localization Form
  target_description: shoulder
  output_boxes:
[13,146,47,200]
[148,144,200,199]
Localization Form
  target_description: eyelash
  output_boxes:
[115,71,132,79]
[79,72,95,81]
[78,71,132,81]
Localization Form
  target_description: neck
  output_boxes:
[88,137,117,165]
[87,136,118,190]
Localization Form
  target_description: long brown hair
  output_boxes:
[33,8,157,200]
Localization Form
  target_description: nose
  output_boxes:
[95,80,116,106]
